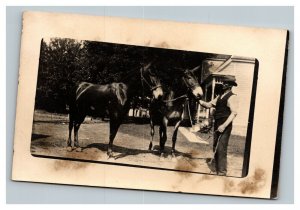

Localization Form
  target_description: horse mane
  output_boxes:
[111,83,128,106]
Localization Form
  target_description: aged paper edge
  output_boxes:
[11,11,288,197]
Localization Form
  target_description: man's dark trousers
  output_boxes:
[213,118,233,176]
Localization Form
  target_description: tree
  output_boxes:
[35,37,216,113]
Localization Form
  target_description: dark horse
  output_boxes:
[148,66,203,157]
[67,63,163,157]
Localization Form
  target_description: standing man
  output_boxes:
[199,75,238,176]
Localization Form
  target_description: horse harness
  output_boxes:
[140,68,162,91]
[158,94,193,126]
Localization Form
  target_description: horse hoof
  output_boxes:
[66,146,73,152]
[171,154,177,162]
[107,152,113,159]
[75,147,82,152]
[159,153,164,160]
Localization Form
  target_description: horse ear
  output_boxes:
[144,62,152,70]
[190,65,201,74]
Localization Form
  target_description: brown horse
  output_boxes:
[67,63,163,157]
[148,66,203,157]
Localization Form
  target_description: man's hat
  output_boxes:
[222,75,238,86]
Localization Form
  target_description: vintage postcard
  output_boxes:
[12,11,288,199]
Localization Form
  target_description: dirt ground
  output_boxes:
[31,110,246,177]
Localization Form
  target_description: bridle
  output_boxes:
[140,68,162,91]
[182,72,198,91]
[162,71,199,103]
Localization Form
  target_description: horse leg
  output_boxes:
[148,118,155,150]
[159,117,168,158]
[171,120,182,158]
[67,114,73,152]
[107,119,121,158]
[74,115,85,152]
[73,122,82,152]
[159,126,164,157]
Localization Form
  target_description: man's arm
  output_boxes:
[199,96,219,109]
[217,95,238,133]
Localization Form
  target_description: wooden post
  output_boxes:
[212,77,216,99]
[208,77,216,119]
[196,103,200,123]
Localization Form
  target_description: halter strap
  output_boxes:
[140,68,161,91]
[182,75,197,90]
[162,94,188,103]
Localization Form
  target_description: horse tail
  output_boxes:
[112,83,128,106]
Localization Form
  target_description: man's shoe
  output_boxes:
[206,158,216,173]
[217,171,227,176]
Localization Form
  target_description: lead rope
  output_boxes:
[162,94,187,103]
[186,98,193,127]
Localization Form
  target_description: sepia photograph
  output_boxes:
[30,38,258,178]
[11,11,288,199]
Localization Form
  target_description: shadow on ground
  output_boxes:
[83,143,195,160]
[31,133,50,141]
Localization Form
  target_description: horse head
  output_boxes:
[181,66,203,99]
[141,63,163,100]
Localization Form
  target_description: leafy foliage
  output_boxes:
[35,38,215,113]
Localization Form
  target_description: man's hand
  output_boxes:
[217,124,226,133]
[199,97,218,109]
[199,100,211,108]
